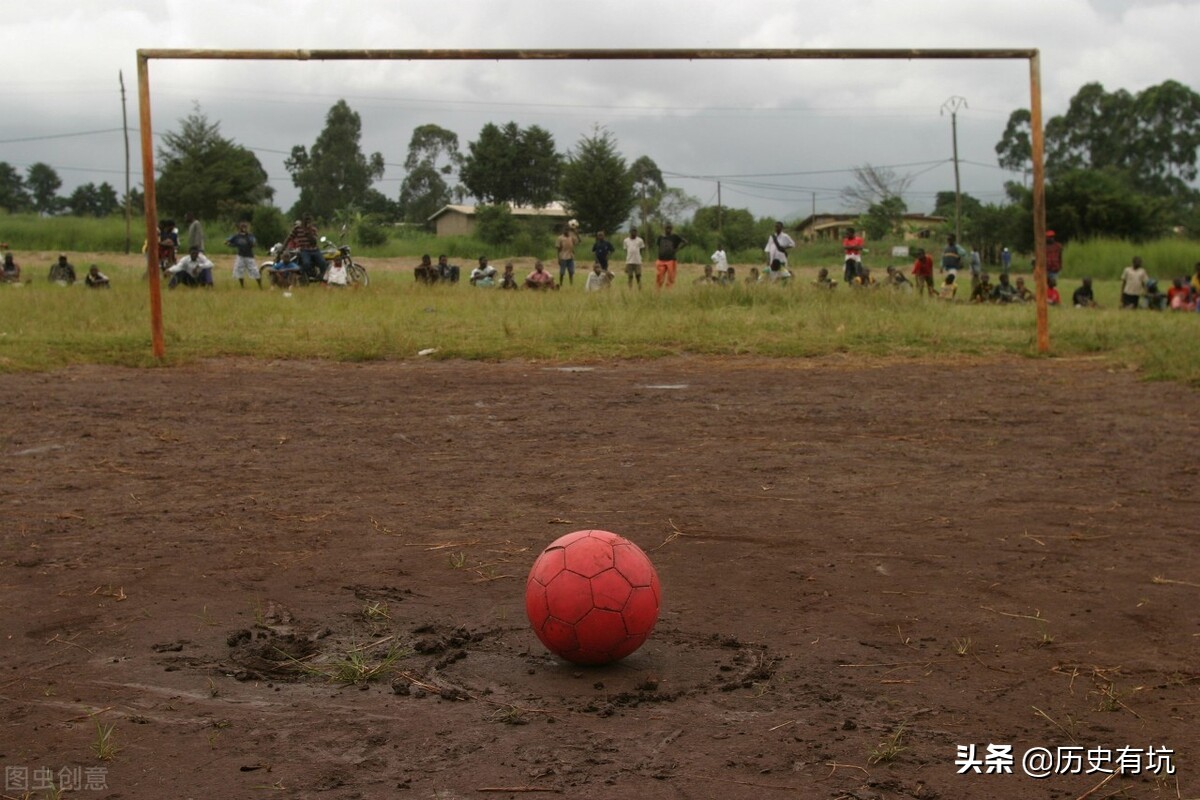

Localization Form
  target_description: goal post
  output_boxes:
[136,48,1049,357]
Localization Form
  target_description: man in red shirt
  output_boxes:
[842,227,864,284]
[1045,230,1063,276]
[910,248,935,296]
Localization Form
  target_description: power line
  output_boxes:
[0,128,126,144]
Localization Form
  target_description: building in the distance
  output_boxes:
[794,212,948,242]
[427,202,571,237]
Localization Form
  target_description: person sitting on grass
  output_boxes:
[500,262,520,290]
[760,259,792,284]
[49,254,77,285]
[694,264,718,286]
[1046,275,1061,306]
[84,265,110,289]
[970,272,994,303]
[1167,277,1194,310]
[813,267,836,289]
[719,266,737,286]
[745,267,760,284]
[1014,276,1034,303]
[991,272,1018,303]
[525,260,557,290]
[884,265,912,290]
[1072,277,1097,308]
[1143,278,1166,310]
[585,262,611,292]
[167,245,214,289]
[1,252,20,284]
[938,272,958,300]
[437,254,460,283]
[325,257,349,288]
[414,254,439,283]
[470,256,497,287]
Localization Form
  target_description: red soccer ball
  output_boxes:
[525,529,661,665]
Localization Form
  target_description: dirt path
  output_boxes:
[1,357,1196,799]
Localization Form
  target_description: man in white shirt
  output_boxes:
[711,246,729,276]
[168,245,215,288]
[470,256,497,287]
[585,262,611,292]
[622,226,646,289]
[764,222,795,270]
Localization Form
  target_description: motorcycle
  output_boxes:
[261,243,303,290]
[319,236,369,287]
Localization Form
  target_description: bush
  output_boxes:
[250,205,289,250]
[475,204,518,246]
[355,218,389,247]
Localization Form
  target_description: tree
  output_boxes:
[156,106,274,220]
[650,188,700,229]
[460,122,561,207]
[475,203,518,245]
[629,156,666,230]
[999,80,1200,203]
[559,127,636,235]
[1005,170,1167,247]
[0,162,31,212]
[994,109,1032,174]
[861,195,907,241]
[66,182,120,217]
[841,164,912,211]
[933,191,984,220]
[26,162,63,215]
[286,99,385,220]
[398,124,463,224]
[689,205,758,252]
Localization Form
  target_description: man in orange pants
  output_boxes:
[655,224,687,289]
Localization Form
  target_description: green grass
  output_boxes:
[1,261,1198,384]
[1060,236,1199,282]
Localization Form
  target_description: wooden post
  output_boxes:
[137,54,165,359]
[1029,51,1050,354]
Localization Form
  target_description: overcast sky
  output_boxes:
[4,0,1197,222]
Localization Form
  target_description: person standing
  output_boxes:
[1120,256,1149,309]
[655,223,687,289]
[1001,246,1012,274]
[591,230,615,278]
[764,221,796,273]
[711,244,729,276]
[225,221,261,289]
[911,247,935,297]
[841,227,864,284]
[969,247,983,291]
[287,214,327,283]
[941,233,966,276]
[622,226,645,289]
[1045,231,1063,278]
[185,212,205,253]
[556,223,581,287]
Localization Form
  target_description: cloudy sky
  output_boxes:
[3,0,1196,222]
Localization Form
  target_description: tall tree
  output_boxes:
[26,162,63,215]
[998,80,1200,202]
[840,164,912,211]
[629,156,665,230]
[156,105,274,220]
[0,162,31,212]
[398,124,463,223]
[286,99,385,220]
[460,122,561,207]
[559,127,636,235]
[689,205,758,251]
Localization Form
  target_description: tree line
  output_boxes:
[3,78,1198,256]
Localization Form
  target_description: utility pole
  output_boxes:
[120,70,132,254]
[716,180,722,237]
[941,95,967,243]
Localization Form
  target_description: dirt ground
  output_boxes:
[1,357,1197,800]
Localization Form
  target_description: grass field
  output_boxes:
[2,255,1197,384]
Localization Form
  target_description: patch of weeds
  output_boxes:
[92,721,119,761]
[362,600,391,623]
[1093,682,1121,713]
[1034,620,1054,648]
[312,645,411,685]
[447,552,466,569]
[953,637,972,656]
[867,724,907,765]
[488,705,529,725]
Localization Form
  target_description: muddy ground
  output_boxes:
[1,357,1197,799]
